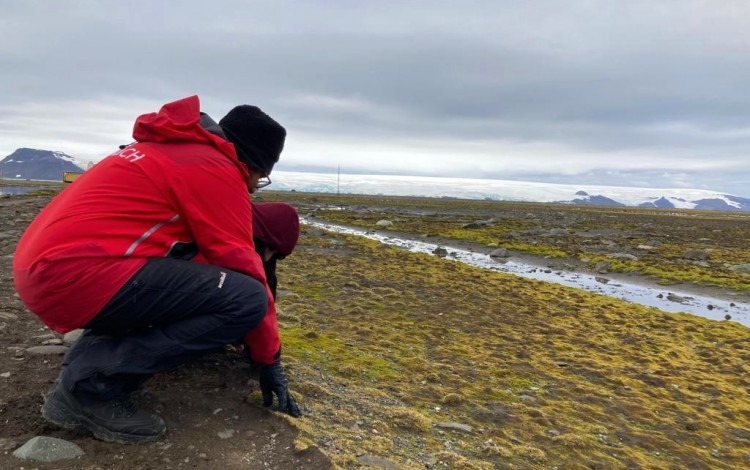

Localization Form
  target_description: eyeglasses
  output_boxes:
[256,175,272,189]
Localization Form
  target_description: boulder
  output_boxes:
[375,220,393,227]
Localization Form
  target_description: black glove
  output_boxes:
[259,361,302,417]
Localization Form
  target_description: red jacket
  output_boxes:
[13,96,281,364]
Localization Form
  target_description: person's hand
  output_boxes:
[259,361,302,417]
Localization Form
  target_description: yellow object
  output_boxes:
[62,172,84,183]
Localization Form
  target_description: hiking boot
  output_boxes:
[42,381,166,444]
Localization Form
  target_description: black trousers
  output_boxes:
[60,258,268,402]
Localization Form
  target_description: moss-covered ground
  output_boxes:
[260,192,750,469]
[265,192,750,293]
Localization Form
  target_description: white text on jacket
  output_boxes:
[113,147,147,162]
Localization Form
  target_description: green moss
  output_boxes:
[259,192,750,469]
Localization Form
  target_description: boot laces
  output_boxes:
[115,397,139,417]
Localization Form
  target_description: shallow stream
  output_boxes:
[304,219,750,328]
[0,186,46,195]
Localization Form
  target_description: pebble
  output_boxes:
[0,310,18,320]
[0,437,19,451]
[435,422,473,433]
[217,429,235,439]
[1,372,10,378]
[33,333,57,340]
[13,436,84,462]
[42,338,64,346]
[26,345,69,355]
[63,329,84,344]
[357,454,399,470]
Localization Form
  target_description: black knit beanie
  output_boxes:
[219,105,286,175]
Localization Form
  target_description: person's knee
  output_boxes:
[228,275,268,330]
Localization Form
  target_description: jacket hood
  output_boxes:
[252,202,300,257]
[132,96,249,181]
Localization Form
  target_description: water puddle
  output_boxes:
[0,186,48,195]
[303,219,750,328]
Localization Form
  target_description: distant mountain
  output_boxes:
[269,171,750,212]
[571,195,625,207]
[0,148,85,181]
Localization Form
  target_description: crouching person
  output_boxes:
[13,96,300,444]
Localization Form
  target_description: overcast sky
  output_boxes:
[1,1,749,195]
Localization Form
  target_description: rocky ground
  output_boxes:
[2,192,750,469]
[0,195,330,470]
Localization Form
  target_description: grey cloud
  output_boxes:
[1,0,749,196]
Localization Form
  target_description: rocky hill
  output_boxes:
[0,148,84,181]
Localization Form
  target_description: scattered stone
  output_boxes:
[33,333,57,340]
[0,310,18,321]
[12,436,84,462]
[63,329,84,344]
[436,422,473,433]
[357,454,399,470]
[728,263,750,274]
[42,338,64,346]
[26,345,69,355]
[666,293,690,304]
[217,429,235,439]
[547,429,560,437]
[433,247,448,257]
[594,261,610,273]
[1,372,10,378]
[544,228,568,237]
[707,304,714,311]
[595,277,610,284]
[375,220,393,227]
[0,437,19,451]
[489,248,510,259]
[608,253,638,261]
[461,222,483,229]
[636,245,657,251]
[725,314,732,321]
[710,448,721,458]
[682,250,710,261]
